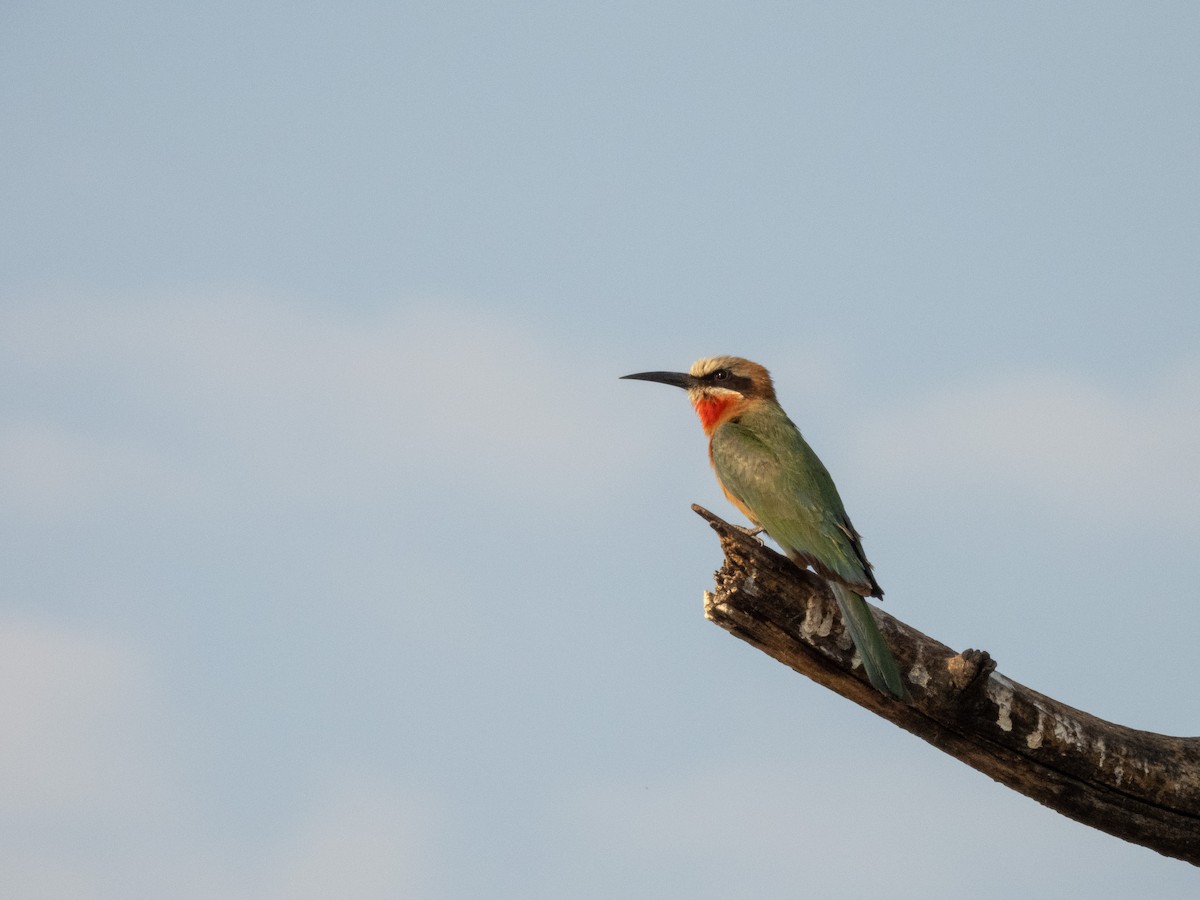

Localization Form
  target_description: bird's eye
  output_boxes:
[713,369,730,381]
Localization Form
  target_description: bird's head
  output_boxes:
[621,355,776,434]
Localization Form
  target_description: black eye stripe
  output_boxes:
[703,370,754,393]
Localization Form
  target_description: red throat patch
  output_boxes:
[692,394,737,434]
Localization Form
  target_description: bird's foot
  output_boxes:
[733,524,764,539]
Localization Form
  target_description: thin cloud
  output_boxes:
[1,293,640,520]
[241,773,439,900]
[0,620,163,813]
[853,365,1200,525]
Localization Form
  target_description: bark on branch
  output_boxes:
[693,504,1200,865]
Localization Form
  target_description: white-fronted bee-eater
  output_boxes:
[623,355,908,700]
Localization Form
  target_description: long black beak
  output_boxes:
[620,370,696,390]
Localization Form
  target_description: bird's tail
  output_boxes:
[830,582,908,700]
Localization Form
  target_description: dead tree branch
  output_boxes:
[693,504,1200,865]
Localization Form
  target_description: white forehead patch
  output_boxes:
[689,355,741,378]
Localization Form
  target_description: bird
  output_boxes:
[622,355,908,699]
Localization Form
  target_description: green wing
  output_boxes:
[710,404,880,597]
[711,404,905,698]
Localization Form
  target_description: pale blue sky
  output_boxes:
[3,3,1198,897]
